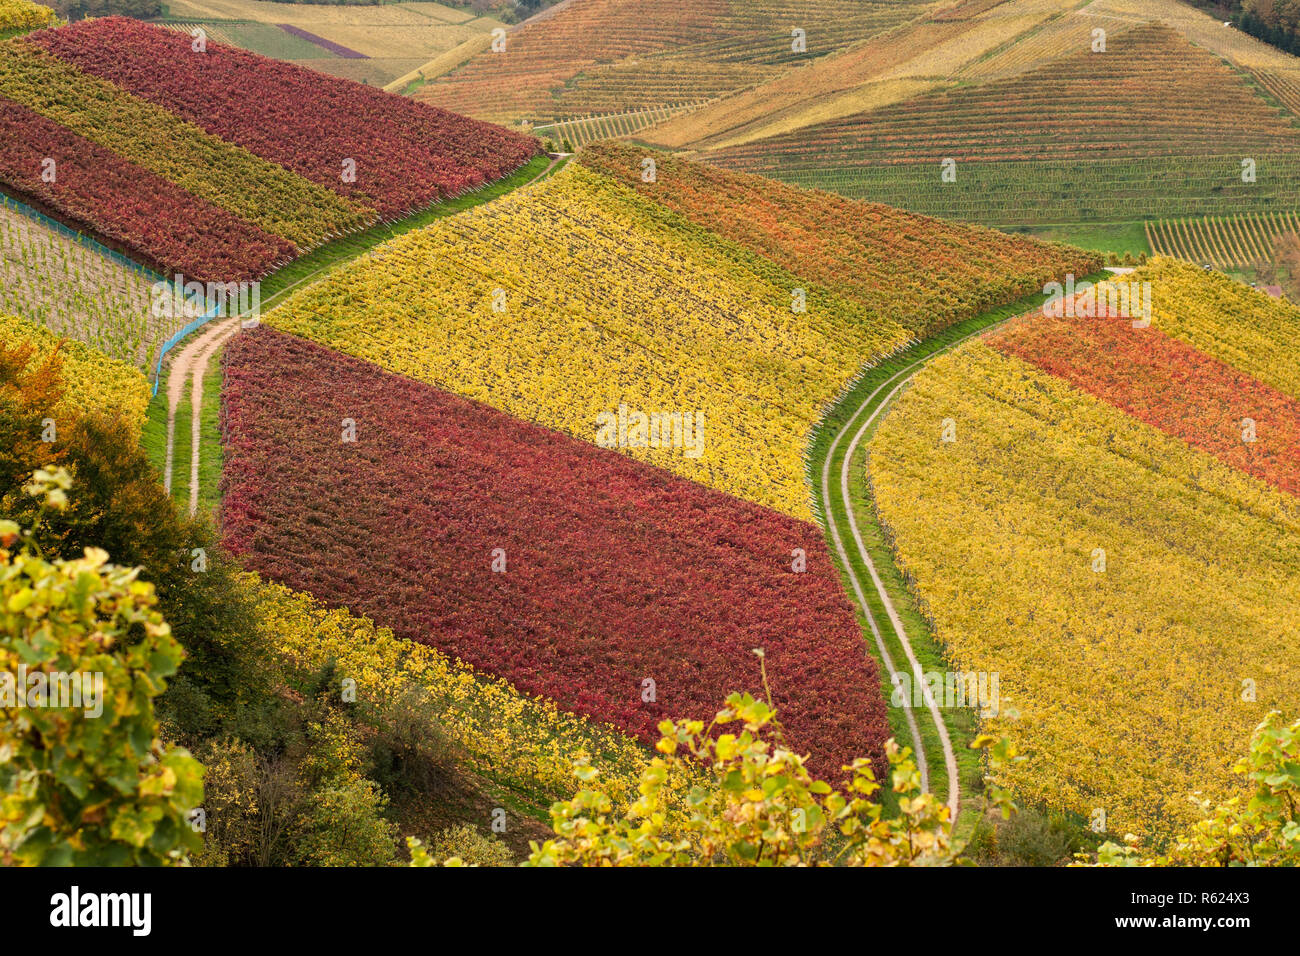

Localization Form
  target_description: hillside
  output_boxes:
[4,0,1300,885]
[156,0,511,88]
[413,0,933,124]
[867,259,1300,839]
[264,156,1096,518]
[221,326,892,782]
[649,0,1300,153]
[0,17,538,280]
[705,23,1300,225]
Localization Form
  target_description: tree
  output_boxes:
[0,468,203,865]
[0,341,274,742]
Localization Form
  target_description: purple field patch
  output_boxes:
[277,24,368,59]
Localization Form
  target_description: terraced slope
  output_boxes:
[707,24,1300,224]
[415,0,929,123]
[645,0,1098,152]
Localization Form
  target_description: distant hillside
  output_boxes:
[414,0,933,124]
[704,22,1300,225]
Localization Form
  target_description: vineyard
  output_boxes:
[0,201,176,369]
[415,0,931,123]
[266,158,1091,518]
[707,24,1300,224]
[158,0,511,86]
[642,0,1090,152]
[4,0,1299,880]
[0,0,54,35]
[253,575,654,807]
[752,155,1300,228]
[866,262,1300,839]
[0,310,150,427]
[266,163,908,518]
[1252,68,1300,119]
[579,142,1101,336]
[222,327,892,782]
[1145,212,1300,270]
[0,17,538,281]
[534,103,707,149]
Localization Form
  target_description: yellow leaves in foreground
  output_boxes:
[268,164,909,520]
[249,576,652,806]
[867,341,1300,840]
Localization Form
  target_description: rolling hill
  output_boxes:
[705,22,1300,225]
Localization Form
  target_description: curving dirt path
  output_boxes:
[819,317,1029,822]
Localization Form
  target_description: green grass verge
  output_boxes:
[1016,221,1152,258]
[805,274,1108,836]
[169,387,193,514]
[195,346,224,524]
[141,385,170,478]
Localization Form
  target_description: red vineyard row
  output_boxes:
[220,328,892,780]
[0,95,292,282]
[30,18,542,220]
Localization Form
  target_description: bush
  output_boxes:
[0,339,277,742]
[0,469,202,865]
[995,810,1073,867]
[413,824,513,867]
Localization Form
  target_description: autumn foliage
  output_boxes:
[221,329,892,780]
[28,18,541,219]
[0,18,539,281]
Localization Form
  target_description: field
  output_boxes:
[158,0,506,86]
[534,103,707,150]
[266,162,908,518]
[1252,68,1300,118]
[650,0,1300,154]
[222,326,892,782]
[5,0,1299,879]
[253,575,655,807]
[265,156,1094,519]
[866,261,1300,839]
[706,24,1300,225]
[0,201,174,368]
[644,0,1104,152]
[0,0,55,34]
[1145,211,1300,270]
[415,0,932,124]
[0,17,538,281]
[578,142,1100,336]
